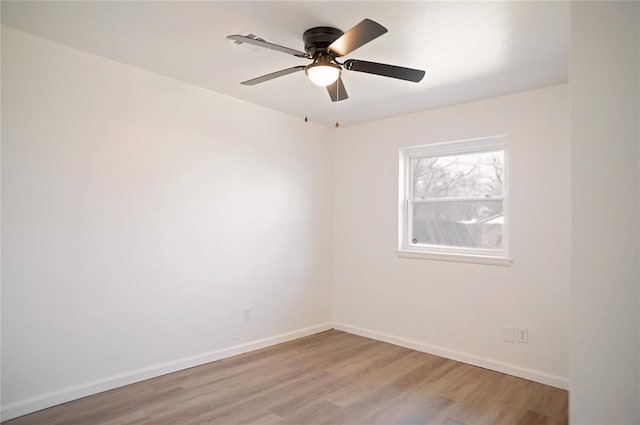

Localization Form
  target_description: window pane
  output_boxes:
[412,200,503,249]
[413,151,504,199]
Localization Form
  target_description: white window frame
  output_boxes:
[398,135,511,266]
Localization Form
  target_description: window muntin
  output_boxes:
[400,136,508,260]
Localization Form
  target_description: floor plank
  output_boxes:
[3,330,568,425]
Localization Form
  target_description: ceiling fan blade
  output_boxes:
[241,66,306,86]
[328,19,387,57]
[344,59,425,82]
[227,34,308,58]
[326,77,349,102]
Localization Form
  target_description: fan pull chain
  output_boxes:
[335,80,340,128]
[304,76,309,123]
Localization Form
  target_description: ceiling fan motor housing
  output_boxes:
[303,27,343,58]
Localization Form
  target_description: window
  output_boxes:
[398,136,510,264]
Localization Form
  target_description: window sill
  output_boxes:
[396,250,513,266]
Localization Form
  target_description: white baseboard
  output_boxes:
[333,322,569,390]
[1,322,333,422]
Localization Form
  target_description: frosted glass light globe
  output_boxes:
[305,63,341,87]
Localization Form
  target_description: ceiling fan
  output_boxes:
[227,19,426,102]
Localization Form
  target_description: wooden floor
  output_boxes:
[4,330,568,425]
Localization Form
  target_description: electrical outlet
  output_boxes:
[502,325,515,343]
[243,308,251,322]
[517,327,528,344]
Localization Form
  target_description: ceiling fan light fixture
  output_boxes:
[305,62,341,87]
[230,19,425,103]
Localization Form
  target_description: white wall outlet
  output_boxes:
[243,308,251,322]
[517,327,528,344]
[502,325,515,343]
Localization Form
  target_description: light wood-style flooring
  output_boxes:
[4,330,568,425]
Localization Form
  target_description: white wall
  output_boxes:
[1,27,334,419]
[570,3,640,424]
[333,85,571,388]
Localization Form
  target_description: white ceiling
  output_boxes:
[1,1,569,127]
